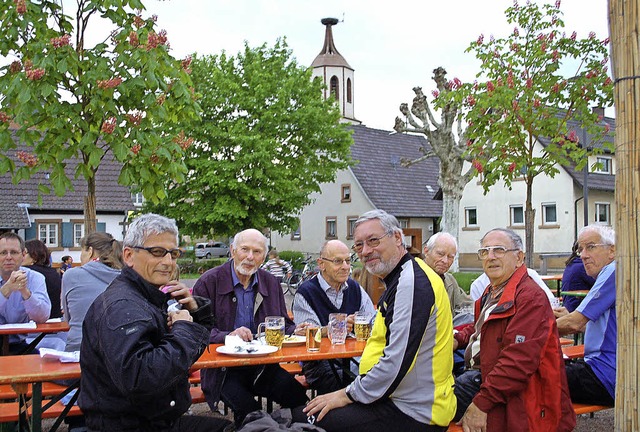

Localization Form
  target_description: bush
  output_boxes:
[279,251,307,270]
[177,257,227,276]
[453,271,483,294]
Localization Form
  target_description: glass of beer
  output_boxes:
[257,316,285,349]
[354,312,372,341]
[306,324,322,352]
[328,313,347,345]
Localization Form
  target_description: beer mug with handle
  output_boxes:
[257,316,285,349]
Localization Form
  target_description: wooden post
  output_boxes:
[609,0,640,430]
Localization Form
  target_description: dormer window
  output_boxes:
[347,78,352,103]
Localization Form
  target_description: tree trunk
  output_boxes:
[84,176,98,235]
[524,177,535,268]
[440,166,465,272]
[609,0,640,430]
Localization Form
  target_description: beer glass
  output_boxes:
[257,316,285,349]
[354,312,372,341]
[328,313,347,345]
[306,324,322,352]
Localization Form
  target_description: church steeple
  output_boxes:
[311,18,360,124]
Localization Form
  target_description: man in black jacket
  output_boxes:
[79,214,230,432]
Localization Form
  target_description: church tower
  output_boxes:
[311,18,361,124]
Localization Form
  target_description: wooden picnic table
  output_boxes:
[0,337,365,432]
[540,274,563,297]
[561,290,591,298]
[562,344,585,359]
[0,321,70,356]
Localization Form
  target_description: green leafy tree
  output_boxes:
[0,0,199,233]
[444,0,613,265]
[147,40,353,237]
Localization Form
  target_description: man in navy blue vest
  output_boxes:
[293,240,375,394]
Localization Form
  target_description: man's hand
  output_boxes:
[167,309,193,329]
[294,321,312,336]
[1,270,30,300]
[345,313,355,333]
[229,326,253,341]
[553,306,569,318]
[453,337,459,350]
[162,281,198,311]
[303,388,352,421]
[459,402,487,432]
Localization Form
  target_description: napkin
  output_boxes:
[0,321,37,330]
[225,335,246,348]
[39,348,80,363]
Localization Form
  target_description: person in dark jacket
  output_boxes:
[24,239,62,319]
[193,228,308,427]
[561,241,596,312]
[79,214,230,432]
[453,228,575,432]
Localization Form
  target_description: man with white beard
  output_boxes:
[193,229,308,427]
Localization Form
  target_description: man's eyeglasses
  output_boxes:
[576,243,608,256]
[133,246,183,260]
[477,246,519,260]
[0,250,23,257]
[351,232,392,253]
[320,257,351,266]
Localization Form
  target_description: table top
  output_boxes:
[0,338,365,385]
[540,274,563,281]
[561,290,590,298]
[562,344,585,359]
[0,321,70,336]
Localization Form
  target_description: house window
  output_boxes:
[346,78,352,103]
[73,223,84,247]
[347,216,358,240]
[330,76,339,101]
[291,223,301,241]
[595,157,612,174]
[326,217,337,239]
[397,218,409,229]
[38,221,60,247]
[341,184,351,202]
[131,191,144,206]
[595,202,610,224]
[542,203,557,224]
[510,205,524,226]
[465,208,478,227]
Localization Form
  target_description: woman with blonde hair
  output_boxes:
[62,232,124,353]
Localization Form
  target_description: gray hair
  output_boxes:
[424,232,458,251]
[481,228,524,251]
[354,210,404,242]
[231,229,268,251]
[578,224,615,245]
[123,214,179,248]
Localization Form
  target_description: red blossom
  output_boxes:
[156,94,166,105]
[533,99,541,108]
[513,27,519,37]
[604,77,612,86]
[487,81,495,92]
[552,50,560,61]
[512,100,519,110]
[431,90,439,99]
[127,112,143,126]
[146,30,168,50]
[477,34,484,45]
[50,34,71,48]
[567,130,578,142]
[131,144,141,155]
[133,14,144,28]
[473,81,479,90]
[26,68,45,80]
[589,31,596,39]
[604,124,611,133]
[173,131,194,151]
[101,117,116,134]
[9,61,21,74]
[17,151,37,167]
[149,154,159,163]
[602,37,610,45]
[472,160,484,173]
[0,112,11,123]
[181,56,192,74]
[526,78,533,88]
[552,83,560,93]
[511,43,520,52]
[129,31,139,47]
[466,95,476,106]
[540,42,547,52]
[570,31,577,41]
[508,162,517,173]
[449,78,462,90]
[14,0,26,14]
[466,140,473,147]
[555,0,561,8]
[97,77,123,89]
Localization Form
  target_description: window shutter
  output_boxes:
[61,222,73,248]
[97,222,106,232]
[24,225,36,240]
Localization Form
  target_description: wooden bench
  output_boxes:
[446,403,612,430]
[0,382,72,401]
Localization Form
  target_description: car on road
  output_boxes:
[195,242,230,259]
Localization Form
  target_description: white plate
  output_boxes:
[216,344,279,357]
[282,335,306,346]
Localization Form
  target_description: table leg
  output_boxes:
[0,335,8,356]
[31,382,42,432]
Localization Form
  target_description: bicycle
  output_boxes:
[284,256,318,295]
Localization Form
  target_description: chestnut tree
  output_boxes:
[0,0,199,233]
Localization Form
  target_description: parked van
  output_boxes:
[195,242,230,259]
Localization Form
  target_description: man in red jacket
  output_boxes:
[453,228,575,431]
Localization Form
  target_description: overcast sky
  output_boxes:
[129,0,611,130]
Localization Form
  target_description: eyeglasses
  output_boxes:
[320,257,351,266]
[477,246,519,260]
[576,243,608,256]
[351,232,392,253]
[133,246,183,260]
